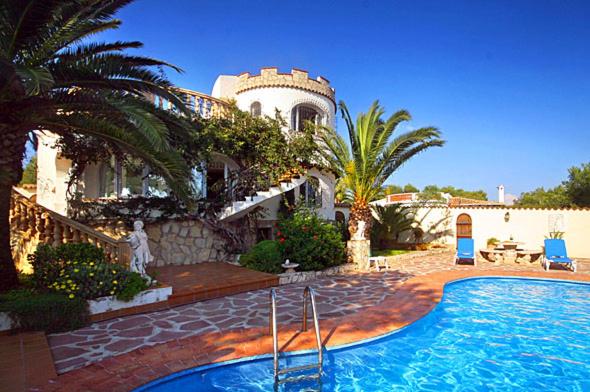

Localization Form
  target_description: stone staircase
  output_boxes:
[218,175,307,222]
[10,186,131,272]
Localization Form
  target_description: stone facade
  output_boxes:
[144,219,253,266]
[235,67,335,103]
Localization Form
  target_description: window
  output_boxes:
[291,104,322,131]
[299,177,322,207]
[250,101,261,117]
[95,157,168,198]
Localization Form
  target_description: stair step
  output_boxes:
[277,372,321,385]
[278,363,320,375]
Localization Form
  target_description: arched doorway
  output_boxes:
[456,213,472,240]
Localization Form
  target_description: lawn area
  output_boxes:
[371,249,412,257]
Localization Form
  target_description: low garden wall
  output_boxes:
[279,263,357,285]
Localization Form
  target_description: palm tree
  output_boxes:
[320,101,445,238]
[371,204,416,246]
[0,0,194,291]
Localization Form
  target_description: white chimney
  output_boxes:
[497,184,505,204]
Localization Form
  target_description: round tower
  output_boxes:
[212,67,336,131]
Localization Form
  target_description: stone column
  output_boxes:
[347,239,370,271]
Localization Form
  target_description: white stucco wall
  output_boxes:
[35,131,71,215]
[211,75,239,99]
[232,87,336,130]
[406,206,590,258]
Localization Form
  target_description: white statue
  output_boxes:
[128,220,154,283]
[352,220,366,240]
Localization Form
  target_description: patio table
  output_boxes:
[480,248,543,264]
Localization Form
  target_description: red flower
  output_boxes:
[313,235,318,240]
[279,238,285,243]
[276,231,281,236]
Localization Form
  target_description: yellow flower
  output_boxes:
[112,280,118,285]
[90,262,95,266]
[112,270,117,274]
[74,268,79,273]
[69,294,74,299]
[110,291,115,295]
[89,273,94,277]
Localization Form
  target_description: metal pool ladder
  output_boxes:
[269,286,323,388]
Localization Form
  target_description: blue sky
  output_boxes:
[92,0,590,200]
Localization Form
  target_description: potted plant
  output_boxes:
[486,237,500,249]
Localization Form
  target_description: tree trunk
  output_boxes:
[348,200,373,240]
[0,132,27,292]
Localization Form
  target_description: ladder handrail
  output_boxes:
[269,288,279,383]
[302,286,323,368]
[269,286,323,387]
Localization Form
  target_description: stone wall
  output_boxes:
[279,263,357,285]
[144,219,253,266]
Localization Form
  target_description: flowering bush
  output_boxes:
[276,207,345,271]
[30,243,148,301]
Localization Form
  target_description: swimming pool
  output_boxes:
[136,278,590,391]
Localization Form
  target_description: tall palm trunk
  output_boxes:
[349,200,373,240]
[0,132,27,291]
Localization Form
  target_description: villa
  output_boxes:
[4,0,590,390]
[6,65,590,391]
[14,68,339,273]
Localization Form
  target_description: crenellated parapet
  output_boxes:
[235,67,335,103]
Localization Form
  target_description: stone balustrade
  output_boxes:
[147,88,231,119]
[10,187,132,268]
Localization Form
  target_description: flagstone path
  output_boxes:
[47,251,590,374]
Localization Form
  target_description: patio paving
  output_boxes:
[47,251,590,375]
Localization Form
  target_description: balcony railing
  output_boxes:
[147,88,231,119]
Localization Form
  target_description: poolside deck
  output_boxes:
[150,262,279,306]
[21,253,590,391]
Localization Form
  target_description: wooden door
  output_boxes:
[456,214,472,239]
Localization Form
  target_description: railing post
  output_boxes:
[43,213,53,244]
[116,240,132,267]
[35,208,44,238]
[72,229,81,242]
[18,202,27,231]
[62,225,72,244]
[52,220,62,247]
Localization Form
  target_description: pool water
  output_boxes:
[137,278,590,391]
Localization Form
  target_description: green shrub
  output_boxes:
[239,240,283,274]
[29,243,148,301]
[116,272,150,301]
[277,207,345,271]
[0,290,89,333]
